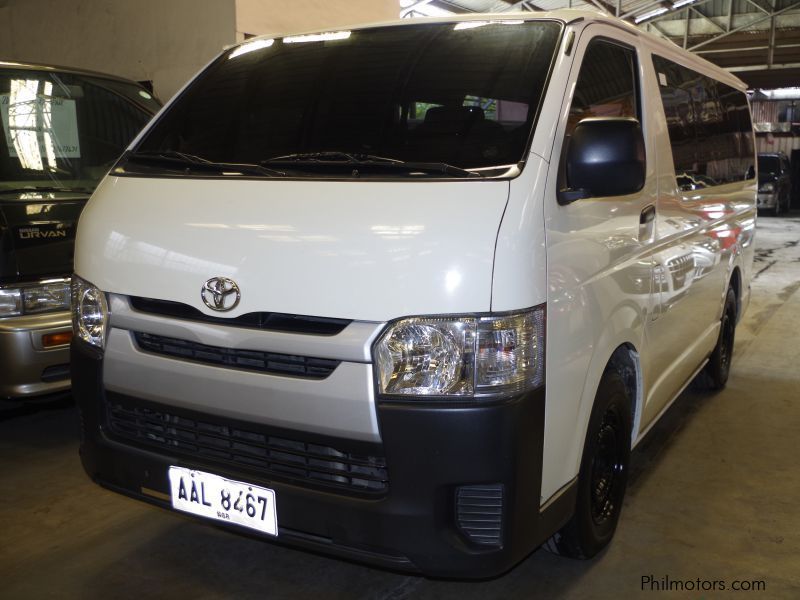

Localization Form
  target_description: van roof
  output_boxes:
[238,10,746,91]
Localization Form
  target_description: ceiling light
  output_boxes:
[635,7,669,23]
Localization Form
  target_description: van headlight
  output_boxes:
[759,182,775,193]
[71,276,109,349]
[0,279,71,317]
[374,306,544,398]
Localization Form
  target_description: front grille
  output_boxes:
[129,296,351,335]
[455,484,504,547]
[134,331,339,379]
[105,397,389,494]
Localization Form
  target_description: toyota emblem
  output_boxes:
[201,277,241,312]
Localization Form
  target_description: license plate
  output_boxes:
[168,466,278,536]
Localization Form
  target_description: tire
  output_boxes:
[693,287,737,391]
[545,370,631,559]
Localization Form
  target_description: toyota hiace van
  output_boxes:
[71,11,756,577]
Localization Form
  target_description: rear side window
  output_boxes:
[566,39,638,137]
[652,55,754,190]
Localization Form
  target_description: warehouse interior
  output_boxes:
[1,1,799,597]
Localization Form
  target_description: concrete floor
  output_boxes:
[2,214,799,599]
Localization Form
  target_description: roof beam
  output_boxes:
[697,42,800,52]
[729,61,800,70]
[689,1,800,51]
[503,0,545,11]
[727,0,735,31]
[684,8,690,48]
[768,14,776,66]
[689,6,726,33]
[743,0,773,15]
[648,22,674,40]
[649,20,675,39]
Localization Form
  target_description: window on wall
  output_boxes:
[566,39,639,137]
[652,55,755,191]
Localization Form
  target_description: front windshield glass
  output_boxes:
[129,20,561,177]
[757,155,779,176]
[0,68,159,194]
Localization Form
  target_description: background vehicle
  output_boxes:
[71,12,755,577]
[757,152,792,215]
[0,61,160,400]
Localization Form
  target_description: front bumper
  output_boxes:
[72,339,575,578]
[0,311,72,399]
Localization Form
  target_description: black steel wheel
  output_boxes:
[545,370,631,559]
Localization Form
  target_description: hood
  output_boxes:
[0,192,89,284]
[75,176,511,322]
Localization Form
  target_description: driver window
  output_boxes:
[566,39,639,138]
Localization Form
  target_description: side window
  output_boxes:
[652,55,754,190]
[567,39,638,137]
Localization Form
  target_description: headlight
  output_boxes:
[71,275,109,349]
[0,279,71,318]
[375,306,544,398]
[760,182,775,193]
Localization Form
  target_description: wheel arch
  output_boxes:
[729,265,742,322]
[572,324,644,480]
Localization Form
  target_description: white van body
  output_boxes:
[71,11,756,577]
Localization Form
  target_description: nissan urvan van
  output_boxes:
[0,61,159,400]
[71,11,756,577]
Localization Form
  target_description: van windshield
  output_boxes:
[757,155,779,176]
[126,20,562,178]
[0,68,159,195]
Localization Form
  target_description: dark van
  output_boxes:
[1,61,159,400]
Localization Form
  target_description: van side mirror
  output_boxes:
[557,118,646,205]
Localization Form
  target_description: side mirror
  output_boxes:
[558,118,646,205]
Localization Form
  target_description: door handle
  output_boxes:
[640,204,656,225]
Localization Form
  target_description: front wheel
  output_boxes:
[545,370,631,559]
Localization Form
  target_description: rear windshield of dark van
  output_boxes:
[124,20,562,177]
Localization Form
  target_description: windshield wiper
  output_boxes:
[261,152,483,178]
[126,150,286,178]
[0,185,95,195]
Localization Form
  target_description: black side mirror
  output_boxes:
[558,118,646,205]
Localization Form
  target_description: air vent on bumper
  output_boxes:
[455,484,504,548]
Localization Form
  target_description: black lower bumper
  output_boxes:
[72,340,575,578]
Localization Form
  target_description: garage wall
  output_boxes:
[0,0,237,102]
[235,0,398,39]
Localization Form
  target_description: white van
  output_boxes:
[71,11,756,577]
